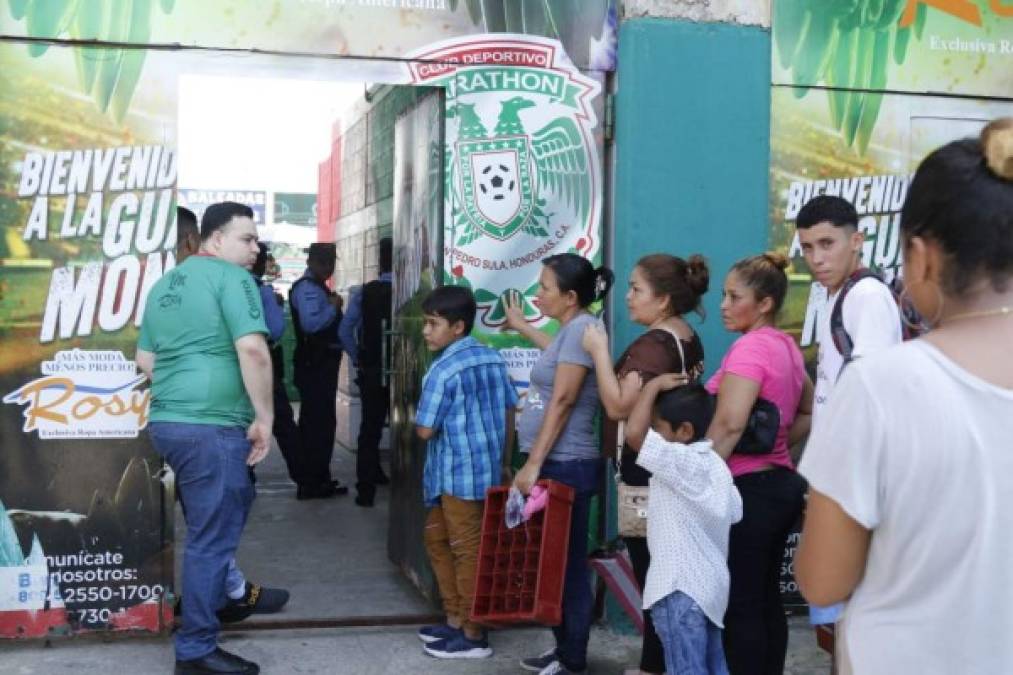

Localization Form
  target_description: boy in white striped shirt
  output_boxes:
[625,375,743,675]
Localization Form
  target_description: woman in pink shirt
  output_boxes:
[704,252,813,675]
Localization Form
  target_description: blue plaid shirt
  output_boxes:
[416,336,518,506]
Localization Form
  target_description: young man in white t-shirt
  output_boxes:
[797,195,902,419]
[795,195,902,628]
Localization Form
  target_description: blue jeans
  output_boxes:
[809,602,843,625]
[226,558,246,599]
[652,591,729,675]
[538,457,602,673]
[149,422,255,661]
[177,486,246,601]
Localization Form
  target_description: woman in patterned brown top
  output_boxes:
[582,253,710,675]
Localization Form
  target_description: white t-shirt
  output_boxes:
[814,277,901,421]
[799,341,1013,675]
[636,431,742,626]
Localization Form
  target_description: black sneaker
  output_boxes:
[176,593,256,624]
[423,633,493,659]
[175,647,259,674]
[216,582,289,623]
[296,483,343,500]
[417,622,461,644]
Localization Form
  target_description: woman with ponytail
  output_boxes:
[581,253,710,675]
[704,252,812,675]
[796,119,1013,674]
[505,252,614,675]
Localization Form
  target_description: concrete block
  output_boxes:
[623,0,770,27]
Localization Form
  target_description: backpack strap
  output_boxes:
[829,268,882,364]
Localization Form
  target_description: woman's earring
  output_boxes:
[901,279,945,329]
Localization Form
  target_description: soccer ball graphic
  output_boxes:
[478,163,516,201]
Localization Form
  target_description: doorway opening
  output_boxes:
[174,53,445,627]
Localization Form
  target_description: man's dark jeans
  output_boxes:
[149,422,255,661]
[295,355,339,486]
[355,366,389,500]
[272,382,306,485]
[539,457,603,673]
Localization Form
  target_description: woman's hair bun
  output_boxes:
[593,266,615,302]
[982,118,1013,181]
[762,251,790,271]
[684,254,710,297]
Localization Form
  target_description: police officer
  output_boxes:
[250,244,305,491]
[339,237,393,507]
[289,243,347,499]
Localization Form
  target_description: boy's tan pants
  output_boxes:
[424,495,484,636]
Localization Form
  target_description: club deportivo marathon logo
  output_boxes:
[407,36,602,327]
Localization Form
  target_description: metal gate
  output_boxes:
[386,90,445,602]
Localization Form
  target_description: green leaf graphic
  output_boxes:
[0,499,26,567]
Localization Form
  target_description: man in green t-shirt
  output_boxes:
[137,201,272,675]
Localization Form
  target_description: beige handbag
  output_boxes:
[615,329,687,539]
[616,422,650,538]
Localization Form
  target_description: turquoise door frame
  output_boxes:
[606,16,772,631]
[613,18,772,368]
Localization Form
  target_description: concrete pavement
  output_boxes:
[0,618,828,674]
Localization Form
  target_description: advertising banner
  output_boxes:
[406,35,606,389]
[178,188,267,225]
[0,0,618,71]
[770,0,1013,607]
[272,192,317,226]
[773,0,1013,158]
[770,1,1013,351]
[773,1,1013,97]
[0,36,177,635]
[771,89,1013,348]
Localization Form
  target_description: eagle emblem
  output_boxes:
[448,96,591,247]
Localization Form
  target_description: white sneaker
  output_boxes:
[520,647,558,672]
[538,660,586,675]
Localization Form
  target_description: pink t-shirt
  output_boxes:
[706,326,805,478]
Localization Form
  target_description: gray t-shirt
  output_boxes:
[517,312,601,461]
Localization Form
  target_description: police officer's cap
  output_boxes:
[307,242,336,262]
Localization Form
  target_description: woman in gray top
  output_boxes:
[505,253,614,675]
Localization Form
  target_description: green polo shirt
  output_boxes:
[138,256,267,426]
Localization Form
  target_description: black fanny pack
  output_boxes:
[710,395,781,455]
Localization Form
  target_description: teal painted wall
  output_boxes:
[604,17,771,631]
[612,18,772,374]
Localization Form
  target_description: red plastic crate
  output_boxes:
[470,479,574,627]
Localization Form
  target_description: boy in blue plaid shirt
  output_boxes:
[414,286,518,660]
